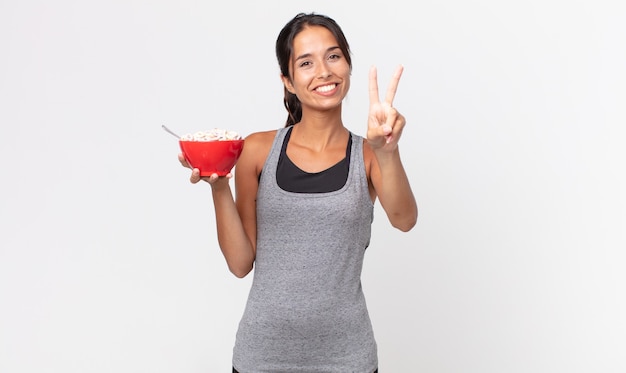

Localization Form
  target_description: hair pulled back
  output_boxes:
[275,13,352,127]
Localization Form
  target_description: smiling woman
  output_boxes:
[279,25,352,122]
[1,1,623,372]
[177,12,417,372]
[276,12,353,128]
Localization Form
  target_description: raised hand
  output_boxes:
[366,65,406,151]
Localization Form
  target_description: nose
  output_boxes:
[317,62,332,79]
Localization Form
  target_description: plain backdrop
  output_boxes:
[1,0,625,372]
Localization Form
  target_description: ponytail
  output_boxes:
[283,88,302,127]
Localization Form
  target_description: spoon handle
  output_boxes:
[162,124,180,139]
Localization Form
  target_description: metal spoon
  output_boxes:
[161,124,180,139]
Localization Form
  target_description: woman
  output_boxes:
[179,12,417,373]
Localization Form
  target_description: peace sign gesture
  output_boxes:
[367,65,406,151]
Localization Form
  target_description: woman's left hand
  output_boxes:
[366,65,406,151]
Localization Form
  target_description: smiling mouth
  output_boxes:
[315,84,337,93]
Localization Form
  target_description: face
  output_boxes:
[281,25,351,113]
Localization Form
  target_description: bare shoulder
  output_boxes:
[242,130,277,159]
[245,129,278,147]
[238,129,278,175]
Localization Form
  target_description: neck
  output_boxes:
[291,121,347,152]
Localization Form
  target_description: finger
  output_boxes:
[384,106,398,127]
[368,65,380,105]
[178,153,189,167]
[189,168,201,184]
[382,106,407,143]
[383,108,397,143]
[203,173,221,184]
[384,65,404,105]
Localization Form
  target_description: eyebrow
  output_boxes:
[294,46,341,62]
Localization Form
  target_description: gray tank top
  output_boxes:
[232,127,378,373]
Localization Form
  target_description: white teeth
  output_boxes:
[316,84,336,93]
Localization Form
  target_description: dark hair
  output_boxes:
[276,13,352,127]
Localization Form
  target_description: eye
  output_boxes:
[298,60,312,68]
[328,53,342,61]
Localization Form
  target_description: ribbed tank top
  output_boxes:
[232,127,378,373]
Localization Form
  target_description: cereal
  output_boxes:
[180,128,242,141]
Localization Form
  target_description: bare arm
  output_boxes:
[209,176,255,278]
[366,65,418,231]
[178,131,272,277]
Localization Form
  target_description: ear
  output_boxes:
[280,74,295,94]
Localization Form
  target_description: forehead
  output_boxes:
[292,25,338,55]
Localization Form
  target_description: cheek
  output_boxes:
[291,71,315,91]
[338,64,351,82]
[342,73,351,92]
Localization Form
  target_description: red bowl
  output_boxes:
[179,139,245,176]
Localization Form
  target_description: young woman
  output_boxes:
[179,12,417,373]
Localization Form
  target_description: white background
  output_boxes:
[1,0,625,372]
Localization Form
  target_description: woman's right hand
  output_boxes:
[177,153,232,186]
[178,150,254,278]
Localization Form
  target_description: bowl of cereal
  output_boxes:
[178,128,245,176]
